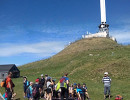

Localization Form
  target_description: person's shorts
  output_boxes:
[24,87,27,93]
[46,88,52,94]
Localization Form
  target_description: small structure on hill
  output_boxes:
[0,64,20,80]
[82,0,116,41]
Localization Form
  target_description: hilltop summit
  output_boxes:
[56,38,119,57]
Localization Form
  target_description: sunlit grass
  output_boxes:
[1,38,130,100]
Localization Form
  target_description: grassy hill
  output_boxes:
[1,37,130,100]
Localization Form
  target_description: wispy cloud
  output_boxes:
[0,41,66,57]
[111,30,130,44]
[110,19,130,44]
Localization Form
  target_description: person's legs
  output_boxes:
[77,93,81,100]
[34,93,40,100]
[55,91,59,98]
[49,93,52,100]
[33,96,38,100]
[47,93,49,100]
[65,88,68,100]
[108,86,111,99]
[80,94,84,100]
[7,92,12,100]
[61,87,65,100]
[86,92,90,99]
[6,88,12,100]
[83,93,86,100]
[44,89,47,99]
[37,93,40,100]
[24,86,27,97]
[104,86,107,99]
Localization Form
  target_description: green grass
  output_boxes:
[1,38,130,100]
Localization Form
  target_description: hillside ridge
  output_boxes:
[8,37,130,100]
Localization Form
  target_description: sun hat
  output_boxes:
[104,72,108,75]
[41,74,43,76]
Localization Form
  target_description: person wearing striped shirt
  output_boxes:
[102,72,111,100]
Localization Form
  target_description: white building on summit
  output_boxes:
[83,0,113,39]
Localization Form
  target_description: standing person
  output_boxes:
[58,73,69,100]
[23,76,30,98]
[44,74,48,99]
[69,84,73,98]
[62,73,69,100]
[76,83,83,100]
[102,72,111,100]
[52,80,58,99]
[82,83,90,100]
[33,79,40,100]
[40,74,45,90]
[72,83,77,99]
[26,82,33,100]
[39,74,45,98]
[6,72,15,100]
[46,77,53,100]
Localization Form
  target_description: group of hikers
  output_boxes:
[23,73,90,100]
[0,71,117,100]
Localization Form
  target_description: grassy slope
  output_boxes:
[1,38,130,100]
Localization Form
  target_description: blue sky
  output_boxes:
[0,0,130,66]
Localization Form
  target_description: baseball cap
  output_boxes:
[73,83,77,85]
[35,79,39,82]
[104,72,108,75]
[30,82,33,84]
[47,76,51,80]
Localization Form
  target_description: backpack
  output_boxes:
[32,84,38,97]
[60,77,66,87]
[40,78,45,86]
[0,78,6,87]
[115,95,123,100]
[26,81,30,87]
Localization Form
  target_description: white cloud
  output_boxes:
[111,30,130,44]
[110,19,130,44]
[0,41,66,57]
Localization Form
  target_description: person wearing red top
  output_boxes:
[6,72,15,100]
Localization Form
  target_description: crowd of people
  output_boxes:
[23,73,90,100]
[0,72,112,100]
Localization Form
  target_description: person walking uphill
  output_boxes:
[102,72,111,100]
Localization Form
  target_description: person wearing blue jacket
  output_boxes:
[27,82,33,100]
[23,76,30,98]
